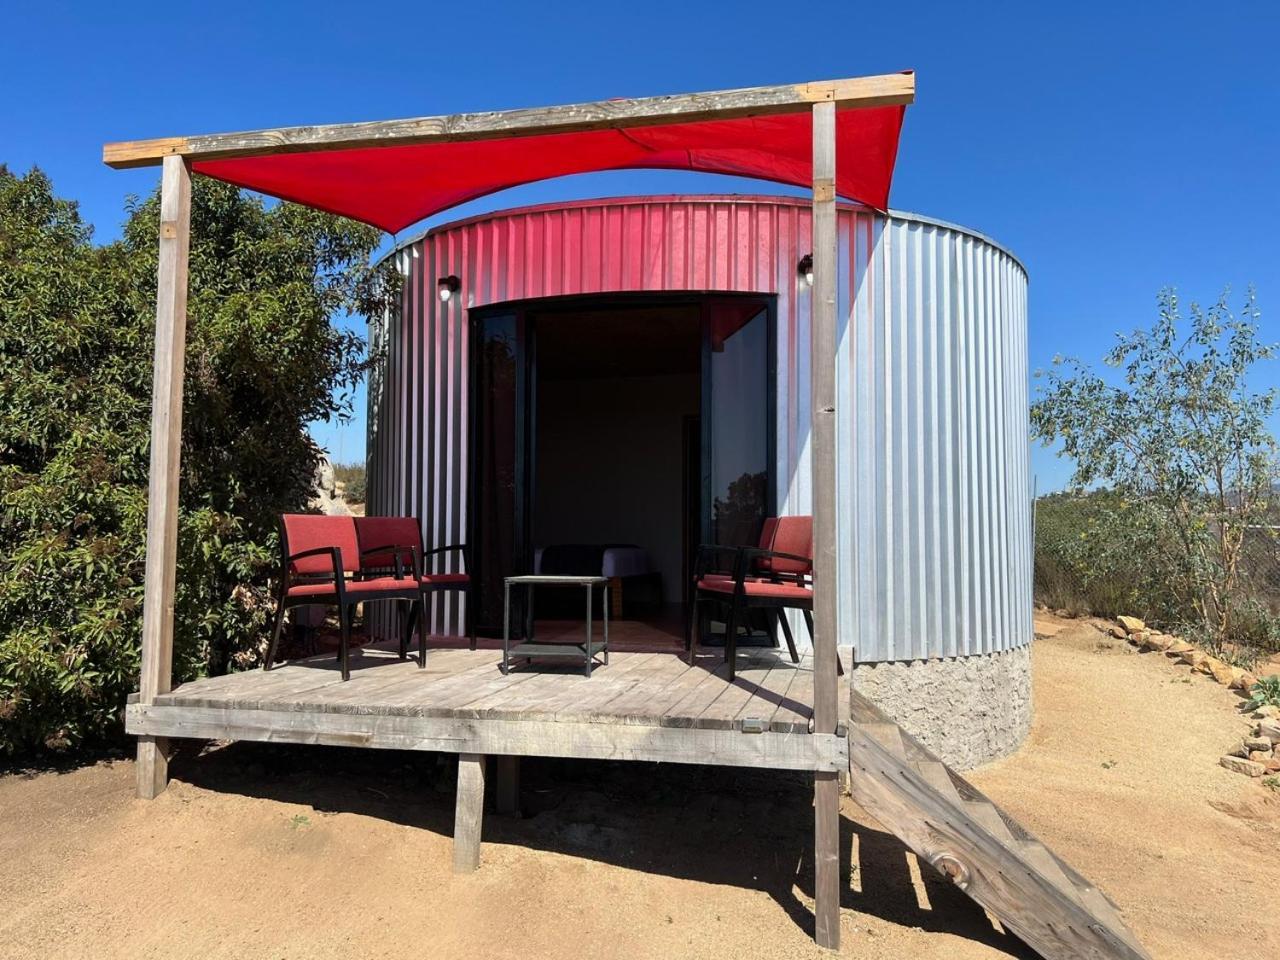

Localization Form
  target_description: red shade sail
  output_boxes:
[192,106,906,233]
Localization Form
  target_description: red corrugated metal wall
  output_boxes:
[367,195,1032,663]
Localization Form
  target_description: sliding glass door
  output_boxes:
[703,298,775,549]
[468,310,529,635]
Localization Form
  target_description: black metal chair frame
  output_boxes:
[263,530,423,682]
[688,543,826,682]
[394,542,476,655]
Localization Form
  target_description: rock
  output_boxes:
[1108,625,1127,640]
[1117,615,1146,634]
[1257,720,1280,744]
[1142,633,1173,652]
[1053,608,1072,619]
[1266,757,1280,773]
[1234,671,1259,691]
[1209,661,1239,685]
[1253,704,1280,719]
[1220,756,1266,777]
[1165,640,1194,655]
[1182,650,1209,668]
[1249,750,1273,764]
[1244,736,1274,753]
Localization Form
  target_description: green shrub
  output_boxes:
[332,461,366,504]
[0,166,396,756]
[1034,491,1184,620]
[1247,675,1280,711]
[1033,287,1280,660]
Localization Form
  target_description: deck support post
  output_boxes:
[136,155,192,800]
[495,755,520,816]
[810,98,841,950]
[453,753,487,872]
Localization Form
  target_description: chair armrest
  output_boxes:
[422,543,468,573]
[693,543,742,577]
[740,547,812,566]
[358,543,420,580]
[286,546,344,586]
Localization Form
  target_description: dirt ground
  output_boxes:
[1,618,1277,960]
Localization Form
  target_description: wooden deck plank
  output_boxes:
[770,655,817,732]
[555,653,683,722]
[597,657,725,727]
[658,660,737,728]
[367,653,527,716]
[734,655,805,732]
[692,654,783,729]
[151,646,823,733]
[478,653,661,722]
[589,652,703,723]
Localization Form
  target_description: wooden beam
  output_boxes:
[845,691,1151,959]
[810,99,841,951]
[124,704,850,772]
[102,73,914,169]
[453,753,486,873]
[135,155,191,800]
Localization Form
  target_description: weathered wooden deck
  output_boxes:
[125,642,848,773]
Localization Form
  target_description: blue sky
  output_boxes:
[3,1,1277,489]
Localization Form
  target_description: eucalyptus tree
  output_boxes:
[1032,288,1278,650]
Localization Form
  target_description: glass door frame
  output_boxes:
[466,292,777,635]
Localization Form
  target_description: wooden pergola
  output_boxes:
[105,74,914,950]
[105,74,1151,959]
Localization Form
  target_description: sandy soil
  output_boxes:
[1,618,1277,960]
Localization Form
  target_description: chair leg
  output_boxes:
[724,599,740,683]
[776,609,800,663]
[687,595,700,666]
[339,603,353,681]
[799,608,842,673]
[684,591,694,652]
[417,598,428,667]
[264,602,287,671]
[398,600,410,660]
[467,586,477,651]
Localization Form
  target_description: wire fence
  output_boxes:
[1033,493,1280,665]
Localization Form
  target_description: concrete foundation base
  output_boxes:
[849,644,1032,770]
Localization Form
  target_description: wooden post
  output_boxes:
[135,155,192,800]
[453,753,487,872]
[810,98,841,950]
[495,755,520,816]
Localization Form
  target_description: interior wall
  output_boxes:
[534,372,698,606]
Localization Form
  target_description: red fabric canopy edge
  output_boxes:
[192,105,906,234]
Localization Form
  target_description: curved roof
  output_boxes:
[383,194,1027,276]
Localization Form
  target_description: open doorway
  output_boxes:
[531,303,700,640]
[468,294,775,645]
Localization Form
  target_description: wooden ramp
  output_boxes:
[846,691,1150,960]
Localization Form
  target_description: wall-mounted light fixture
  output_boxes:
[797,254,814,288]
[437,275,460,303]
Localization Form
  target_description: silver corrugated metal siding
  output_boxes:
[367,195,1031,662]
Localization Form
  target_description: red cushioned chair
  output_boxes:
[263,514,423,681]
[354,516,475,652]
[684,517,778,650]
[689,516,835,682]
